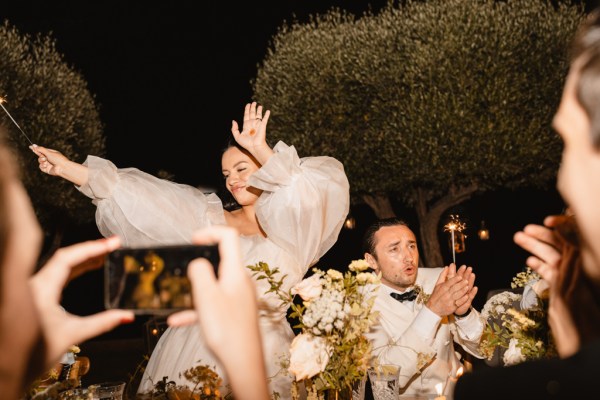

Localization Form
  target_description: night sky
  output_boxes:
[0,1,587,336]
[1,0,391,189]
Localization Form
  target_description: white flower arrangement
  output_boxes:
[479,268,556,365]
[249,259,380,398]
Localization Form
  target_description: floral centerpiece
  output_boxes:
[479,268,557,366]
[132,359,225,400]
[249,259,380,399]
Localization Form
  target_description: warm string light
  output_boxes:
[0,96,34,145]
[478,220,490,240]
[443,215,466,264]
[344,214,356,229]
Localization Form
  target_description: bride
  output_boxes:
[32,102,350,398]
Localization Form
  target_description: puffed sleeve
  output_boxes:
[77,156,226,247]
[248,141,350,269]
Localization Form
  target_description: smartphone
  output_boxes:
[104,244,219,314]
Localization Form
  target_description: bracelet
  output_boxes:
[454,307,472,319]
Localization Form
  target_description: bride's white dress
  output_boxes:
[77,141,350,398]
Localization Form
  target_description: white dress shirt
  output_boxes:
[367,268,485,395]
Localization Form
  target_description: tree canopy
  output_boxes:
[0,21,105,232]
[253,0,584,267]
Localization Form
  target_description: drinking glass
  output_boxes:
[368,365,400,400]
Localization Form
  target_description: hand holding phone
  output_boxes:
[104,244,219,314]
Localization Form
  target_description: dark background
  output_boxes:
[0,1,589,341]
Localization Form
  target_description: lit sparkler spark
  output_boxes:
[444,215,466,265]
[0,96,34,146]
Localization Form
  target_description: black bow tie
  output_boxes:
[390,290,417,302]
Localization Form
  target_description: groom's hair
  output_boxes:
[362,218,410,259]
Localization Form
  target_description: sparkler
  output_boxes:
[0,96,34,146]
[443,214,466,264]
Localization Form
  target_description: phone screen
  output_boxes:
[104,244,219,314]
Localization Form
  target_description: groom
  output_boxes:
[363,218,484,395]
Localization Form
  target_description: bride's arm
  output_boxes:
[249,141,350,269]
[33,145,226,247]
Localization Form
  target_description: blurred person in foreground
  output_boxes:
[0,132,134,399]
[455,10,600,400]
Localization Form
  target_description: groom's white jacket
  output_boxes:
[367,267,485,395]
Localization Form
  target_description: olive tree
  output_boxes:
[253,0,584,268]
[0,21,105,247]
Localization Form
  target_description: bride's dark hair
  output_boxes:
[218,136,270,211]
[217,139,244,212]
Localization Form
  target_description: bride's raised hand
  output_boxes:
[231,102,272,164]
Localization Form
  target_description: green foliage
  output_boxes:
[479,268,557,364]
[250,260,380,392]
[0,21,105,227]
[253,0,584,206]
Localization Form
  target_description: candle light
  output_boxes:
[0,96,34,145]
[443,215,466,264]
[434,382,446,400]
[443,366,464,397]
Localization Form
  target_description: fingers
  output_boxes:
[429,272,469,316]
[262,110,271,126]
[466,268,475,289]
[66,253,106,283]
[544,214,569,228]
[30,144,57,158]
[455,286,478,310]
[242,102,266,121]
[249,102,258,119]
[449,277,469,296]
[67,310,134,346]
[523,224,561,248]
[457,266,473,285]
[30,144,42,156]
[191,226,242,280]
[514,230,561,267]
[435,266,449,285]
[234,102,268,134]
[525,256,556,283]
[167,310,198,327]
[243,102,251,121]
[231,120,240,136]
[33,237,121,294]
[446,263,457,280]
[188,258,220,312]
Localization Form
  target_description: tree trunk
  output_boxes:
[362,193,396,219]
[415,185,478,268]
